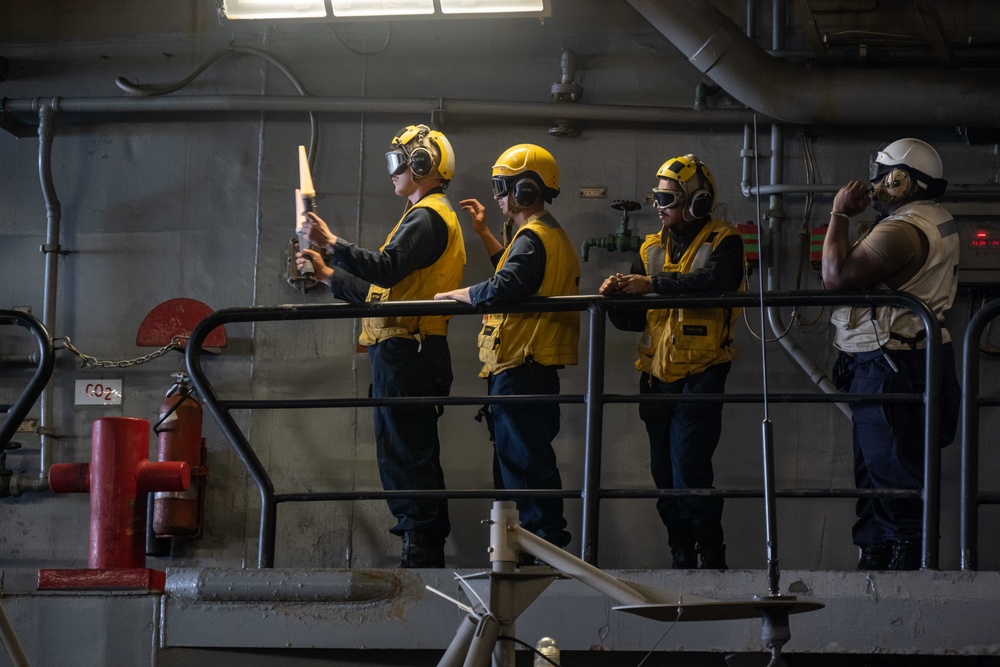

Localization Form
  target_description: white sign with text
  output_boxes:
[74,379,123,406]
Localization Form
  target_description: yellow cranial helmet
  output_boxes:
[490,144,560,206]
[386,124,455,186]
[654,154,717,220]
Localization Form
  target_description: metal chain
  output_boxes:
[54,335,188,369]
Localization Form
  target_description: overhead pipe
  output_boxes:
[748,183,1000,199]
[626,0,1000,127]
[1,95,761,126]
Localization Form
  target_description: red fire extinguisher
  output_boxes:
[152,372,207,538]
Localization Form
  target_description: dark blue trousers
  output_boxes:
[639,362,730,543]
[487,361,571,548]
[369,336,451,540]
[846,344,960,545]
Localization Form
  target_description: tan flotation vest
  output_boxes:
[830,200,959,352]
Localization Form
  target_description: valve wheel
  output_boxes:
[612,199,641,212]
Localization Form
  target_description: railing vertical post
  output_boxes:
[260,494,278,568]
[0,311,55,453]
[760,418,780,595]
[960,315,980,571]
[580,303,606,565]
[959,299,1000,570]
[921,316,942,570]
[186,313,277,568]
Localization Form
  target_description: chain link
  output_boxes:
[55,336,188,368]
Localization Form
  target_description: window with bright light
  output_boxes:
[223,0,328,19]
[439,0,544,14]
[222,0,548,19]
[331,0,434,17]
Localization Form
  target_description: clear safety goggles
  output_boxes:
[385,150,410,176]
[869,160,898,183]
[651,187,687,210]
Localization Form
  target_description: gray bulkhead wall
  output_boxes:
[1,0,999,581]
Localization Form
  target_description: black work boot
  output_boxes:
[698,544,728,570]
[857,542,891,570]
[888,540,921,571]
[671,546,698,569]
[400,531,445,568]
[694,524,728,570]
[668,526,697,569]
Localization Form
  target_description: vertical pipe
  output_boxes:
[771,0,785,57]
[746,0,758,42]
[741,124,754,195]
[35,101,61,492]
[580,303,606,564]
[89,418,151,569]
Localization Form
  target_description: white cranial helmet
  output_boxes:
[874,138,943,182]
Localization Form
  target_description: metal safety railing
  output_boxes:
[959,297,1000,570]
[0,310,55,452]
[185,291,943,569]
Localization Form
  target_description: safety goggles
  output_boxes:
[651,187,687,210]
[869,161,895,183]
[491,176,515,198]
[385,151,410,176]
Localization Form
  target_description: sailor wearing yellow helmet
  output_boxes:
[297,124,466,568]
[600,154,744,570]
[436,143,579,554]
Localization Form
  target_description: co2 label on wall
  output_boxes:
[74,379,124,406]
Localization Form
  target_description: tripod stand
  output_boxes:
[436,502,823,667]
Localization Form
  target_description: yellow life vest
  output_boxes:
[359,193,466,346]
[635,219,742,383]
[478,212,580,377]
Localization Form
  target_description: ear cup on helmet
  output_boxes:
[512,178,542,207]
[408,147,433,178]
[883,168,913,199]
[688,190,713,219]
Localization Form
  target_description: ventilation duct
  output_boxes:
[627,0,1000,127]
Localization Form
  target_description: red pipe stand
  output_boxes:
[39,417,190,591]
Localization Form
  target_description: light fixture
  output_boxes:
[439,0,544,14]
[223,0,328,19]
[222,0,548,19]
[331,0,434,17]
